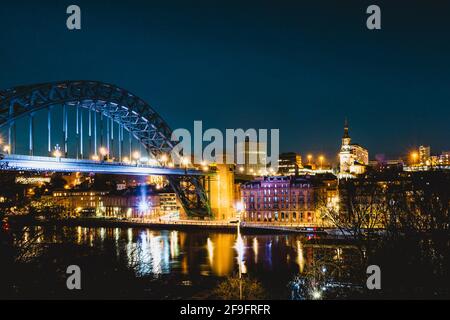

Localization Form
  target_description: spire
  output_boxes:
[343,118,349,139]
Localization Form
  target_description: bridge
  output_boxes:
[0,80,212,217]
[0,154,207,176]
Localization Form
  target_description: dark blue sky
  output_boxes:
[1,0,449,160]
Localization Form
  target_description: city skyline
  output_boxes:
[1,1,449,303]
[1,0,449,158]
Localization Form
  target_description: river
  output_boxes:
[1,225,449,299]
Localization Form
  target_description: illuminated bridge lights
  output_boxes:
[0,80,213,217]
[0,154,207,176]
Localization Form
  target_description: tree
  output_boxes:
[318,178,388,251]
[213,275,266,300]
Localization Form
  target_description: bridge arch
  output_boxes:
[0,80,175,158]
[0,80,211,217]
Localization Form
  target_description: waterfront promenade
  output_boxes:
[8,216,328,234]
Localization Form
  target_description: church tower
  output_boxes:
[342,118,351,147]
[338,118,369,175]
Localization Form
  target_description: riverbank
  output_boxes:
[6,215,329,235]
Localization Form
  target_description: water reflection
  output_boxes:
[296,240,305,273]
[8,225,447,299]
[13,226,354,282]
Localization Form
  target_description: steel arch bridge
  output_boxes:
[0,80,211,217]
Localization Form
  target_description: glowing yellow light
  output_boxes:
[239,167,245,173]
[181,157,189,166]
[91,155,99,161]
[253,237,258,262]
[99,147,108,156]
[122,157,130,163]
[53,150,62,158]
[411,151,419,164]
[207,237,214,266]
[160,154,168,163]
[311,289,322,300]
[132,151,140,160]
[3,145,11,153]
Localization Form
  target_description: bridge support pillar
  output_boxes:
[8,122,14,154]
[94,111,97,156]
[29,113,34,156]
[88,107,92,158]
[63,104,68,157]
[118,124,123,161]
[80,107,83,159]
[106,116,110,159]
[47,107,52,155]
[76,105,79,159]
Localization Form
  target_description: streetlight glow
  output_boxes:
[411,151,419,165]
[181,157,189,167]
[319,155,325,169]
[132,151,141,160]
[160,154,168,163]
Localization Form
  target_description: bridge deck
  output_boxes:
[0,154,205,176]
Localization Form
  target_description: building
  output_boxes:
[209,164,236,220]
[404,148,450,172]
[51,187,167,219]
[440,151,450,165]
[419,145,431,165]
[278,152,302,176]
[339,119,369,175]
[235,137,267,175]
[241,176,317,224]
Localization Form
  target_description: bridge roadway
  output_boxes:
[0,154,205,176]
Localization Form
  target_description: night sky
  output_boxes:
[0,0,449,161]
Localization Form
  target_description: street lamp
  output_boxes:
[160,154,168,167]
[307,154,313,164]
[99,147,108,161]
[234,201,245,300]
[181,157,189,173]
[53,144,62,161]
[3,145,11,155]
[133,151,141,166]
[319,155,325,170]
[411,152,418,166]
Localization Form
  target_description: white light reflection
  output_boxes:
[296,240,305,273]
[127,228,133,243]
[170,231,179,258]
[253,237,258,263]
[77,226,82,244]
[234,226,247,274]
[207,237,214,266]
